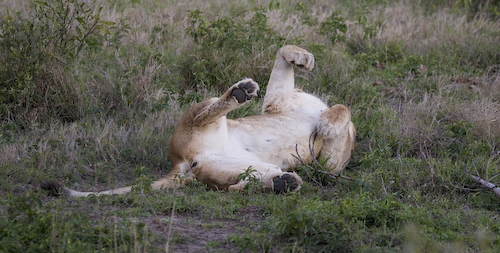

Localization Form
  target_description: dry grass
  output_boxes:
[400,70,500,154]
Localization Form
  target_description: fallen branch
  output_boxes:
[467,170,500,196]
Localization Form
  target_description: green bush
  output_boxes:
[319,11,347,45]
[0,0,114,127]
[181,9,302,94]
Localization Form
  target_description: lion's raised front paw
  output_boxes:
[272,173,300,194]
[231,79,259,104]
[280,45,315,71]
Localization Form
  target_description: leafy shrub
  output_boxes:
[319,11,347,45]
[0,0,115,127]
[181,9,302,94]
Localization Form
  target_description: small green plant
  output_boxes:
[295,2,318,26]
[355,0,386,40]
[237,167,263,193]
[0,193,52,252]
[131,166,153,194]
[319,11,347,45]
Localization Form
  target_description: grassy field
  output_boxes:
[1,0,500,252]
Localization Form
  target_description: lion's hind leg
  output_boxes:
[316,104,356,173]
[194,156,302,193]
[228,168,302,194]
[271,173,302,194]
[263,45,317,114]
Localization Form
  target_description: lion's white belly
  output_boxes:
[224,106,323,170]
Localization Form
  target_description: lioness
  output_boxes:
[55,45,356,197]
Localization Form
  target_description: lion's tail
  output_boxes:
[40,175,181,197]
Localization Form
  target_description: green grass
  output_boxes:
[1,0,500,252]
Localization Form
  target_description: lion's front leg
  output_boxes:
[229,169,303,194]
[193,78,259,126]
[230,79,258,103]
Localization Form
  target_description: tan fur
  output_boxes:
[62,45,356,197]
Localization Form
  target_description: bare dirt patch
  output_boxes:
[142,205,265,252]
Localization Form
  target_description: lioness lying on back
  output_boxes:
[51,45,356,196]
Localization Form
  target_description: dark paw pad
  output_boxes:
[273,173,299,194]
[232,81,256,103]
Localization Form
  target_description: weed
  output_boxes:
[237,167,263,194]
[319,11,347,45]
[131,166,153,194]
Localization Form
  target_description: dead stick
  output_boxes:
[467,170,500,196]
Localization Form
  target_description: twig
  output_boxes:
[419,142,435,174]
[447,182,480,192]
[489,172,500,182]
[308,129,320,166]
[165,198,176,252]
[141,191,160,222]
[291,145,323,185]
[368,133,374,153]
[466,170,500,196]
[292,147,322,185]
[380,175,388,196]
[337,173,355,181]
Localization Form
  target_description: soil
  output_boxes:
[143,205,265,252]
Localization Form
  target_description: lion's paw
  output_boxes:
[272,173,300,194]
[231,79,259,104]
[281,45,315,71]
